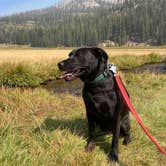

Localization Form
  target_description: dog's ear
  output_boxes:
[92,47,108,64]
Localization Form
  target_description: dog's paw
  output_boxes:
[123,136,131,146]
[85,142,96,152]
[108,150,119,163]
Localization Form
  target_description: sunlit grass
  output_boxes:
[0,48,165,165]
[111,53,164,69]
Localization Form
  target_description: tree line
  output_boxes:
[0,0,165,47]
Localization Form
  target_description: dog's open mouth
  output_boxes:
[57,68,86,81]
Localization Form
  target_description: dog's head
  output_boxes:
[57,47,108,81]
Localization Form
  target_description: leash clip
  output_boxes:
[107,64,117,75]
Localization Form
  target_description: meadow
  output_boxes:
[0,47,166,166]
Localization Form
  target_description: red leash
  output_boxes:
[114,74,166,156]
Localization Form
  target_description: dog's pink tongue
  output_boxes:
[57,72,74,80]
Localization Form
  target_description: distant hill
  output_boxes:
[0,0,165,47]
[55,0,122,10]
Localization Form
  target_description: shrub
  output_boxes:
[145,53,162,63]
[0,64,42,87]
[110,53,164,70]
[0,62,60,87]
[111,56,139,69]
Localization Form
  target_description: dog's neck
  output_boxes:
[80,62,107,84]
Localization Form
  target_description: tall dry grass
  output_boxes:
[0,47,165,165]
[0,47,166,64]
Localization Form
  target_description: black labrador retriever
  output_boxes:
[58,47,131,162]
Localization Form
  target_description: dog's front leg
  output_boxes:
[85,111,96,152]
[108,114,121,162]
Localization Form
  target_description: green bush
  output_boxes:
[110,53,164,70]
[34,63,61,82]
[0,64,42,87]
[0,62,60,87]
[111,56,139,69]
[145,53,162,63]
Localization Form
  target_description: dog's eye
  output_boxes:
[69,53,75,59]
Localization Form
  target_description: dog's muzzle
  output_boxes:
[57,62,86,81]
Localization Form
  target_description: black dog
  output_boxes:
[58,47,131,162]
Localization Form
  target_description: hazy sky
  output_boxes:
[0,0,60,16]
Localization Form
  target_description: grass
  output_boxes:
[0,47,166,165]
[0,47,166,64]
[0,62,60,87]
[0,51,165,87]
[111,53,164,70]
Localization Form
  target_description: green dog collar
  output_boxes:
[85,64,117,84]
[92,71,108,83]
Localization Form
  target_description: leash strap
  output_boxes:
[86,63,166,155]
[114,73,166,156]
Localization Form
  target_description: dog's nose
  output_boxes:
[58,62,64,69]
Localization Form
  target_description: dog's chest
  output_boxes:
[82,85,117,118]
